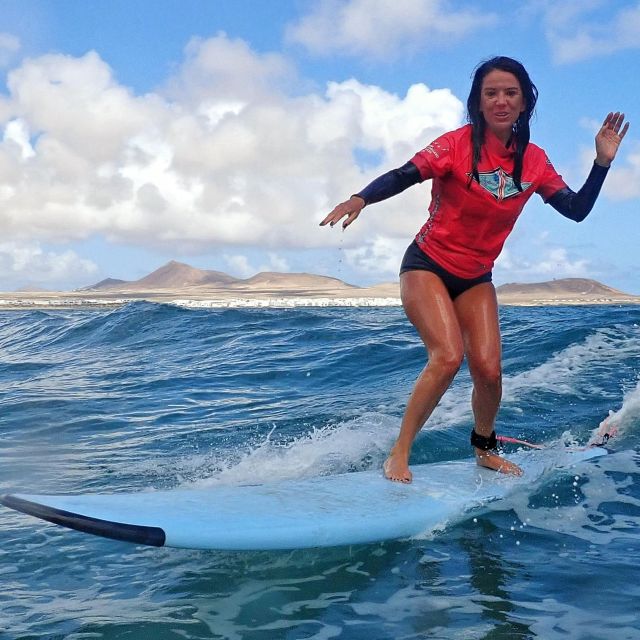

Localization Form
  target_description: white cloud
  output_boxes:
[542,1,640,63]
[2,118,35,159]
[224,254,254,278]
[344,235,409,276]
[0,241,97,289]
[578,116,601,133]
[164,32,296,105]
[264,252,290,272]
[224,252,291,278]
[495,246,590,282]
[603,142,640,200]
[572,141,640,202]
[0,33,20,68]
[286,0,497,58]
[0,34,464,264]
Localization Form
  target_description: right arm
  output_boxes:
[543,112,629,222]
[319,161,423,229]
[545,162,609,222]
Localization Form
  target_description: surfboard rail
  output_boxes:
[1,494,166,547]
[0,446,607,551]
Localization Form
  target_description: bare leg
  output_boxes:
[384,271,464,482]
[454,283,522,475]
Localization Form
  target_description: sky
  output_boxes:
[0,0,638,293]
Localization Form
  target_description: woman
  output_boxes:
[320,56,629,483]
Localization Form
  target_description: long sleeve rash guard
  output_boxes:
[355,125,609,278]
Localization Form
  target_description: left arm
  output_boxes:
[547,163,608,222]
[548,112,630,222]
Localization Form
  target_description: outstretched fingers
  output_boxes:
[338,209,361,229]
[319,206,345,228]
[601,111,630,139]
[596,111,630,165]
[620,120,630,140]
[320,207,357,229]
[320,196,364,229]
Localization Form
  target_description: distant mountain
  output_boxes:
[14,285,51,293]
[80,261,358,293]
[83,261,240,291]
[79,278,129,291]
[134,261,239,289]
[80,265,633,301]
[496,278,629,297]
[239,272,358,290]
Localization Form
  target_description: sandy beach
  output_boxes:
[1,279,638,309]
[2,262,638,309]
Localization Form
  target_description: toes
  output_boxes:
[383,456,412,483]
[390,472,412,483]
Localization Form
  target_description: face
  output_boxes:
[479,69,526,142]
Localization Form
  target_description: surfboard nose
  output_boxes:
[1,493,167,547]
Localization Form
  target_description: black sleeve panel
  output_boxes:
[355,161,423,206]
[547,162,609,222]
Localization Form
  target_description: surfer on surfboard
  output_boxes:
[321,56,629,483]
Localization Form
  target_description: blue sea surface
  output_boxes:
[1,302,639,639]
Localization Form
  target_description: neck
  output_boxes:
[490,127,512,145]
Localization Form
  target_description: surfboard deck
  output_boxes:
[1,447,606,550]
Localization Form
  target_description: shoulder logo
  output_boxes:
[422,140,449,159]
[470,167,532,201]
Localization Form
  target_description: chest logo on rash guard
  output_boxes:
[472,167,532,201]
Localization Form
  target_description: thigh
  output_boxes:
[453,282,502,374]
[400,270,464,361]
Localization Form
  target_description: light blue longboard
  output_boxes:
[1,447,605,551]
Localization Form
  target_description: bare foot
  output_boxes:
[474,449,523,476]
[383,449,412,483]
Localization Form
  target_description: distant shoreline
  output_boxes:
[0,290,639,310]
[7,264,638,309]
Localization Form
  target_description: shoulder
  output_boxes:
[524,140,566,191]
[524,140,550,161]
[436,124,471,146]
[421,124,470,156]
[450,123,472,138]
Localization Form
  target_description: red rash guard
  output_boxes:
[409,124,567,279]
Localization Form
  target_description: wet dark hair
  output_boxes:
[466,56,538,191]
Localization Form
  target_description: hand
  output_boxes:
[595,112,629,167]
[319,195,365,230]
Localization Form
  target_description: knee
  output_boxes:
[471,360,502,388]
[429,350,464,380]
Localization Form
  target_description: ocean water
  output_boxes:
[0,302,639,640]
